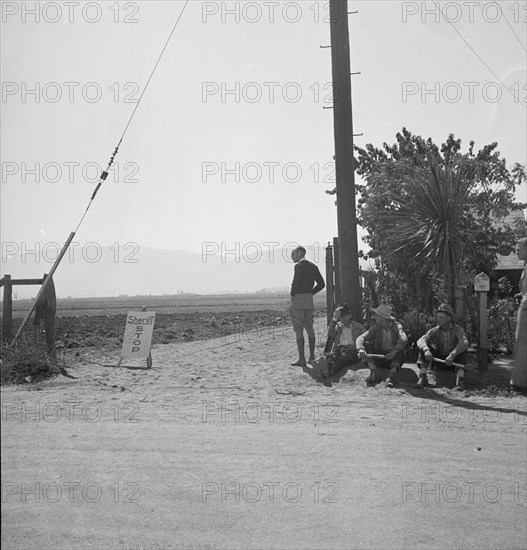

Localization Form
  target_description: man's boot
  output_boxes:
[414,367,429,388]
[453,367,466,391]
[386,367,398,388]
[366,364,380,386]
[318,356,330,377]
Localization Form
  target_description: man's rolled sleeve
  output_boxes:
[417,330,433,354]
[394,323,408,351]
[356,329,369,351]
[327,319,339,338]
[452,326,469,357]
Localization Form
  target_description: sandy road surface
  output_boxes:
[2,321,526,550]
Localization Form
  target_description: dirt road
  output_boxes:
[2,321,526,549]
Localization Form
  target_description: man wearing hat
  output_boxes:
[415,303,469,390]
[356,304,408,387]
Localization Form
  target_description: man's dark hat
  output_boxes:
[436,303,455,319]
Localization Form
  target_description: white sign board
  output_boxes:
[121,311,156,359]
[474,272,490,292]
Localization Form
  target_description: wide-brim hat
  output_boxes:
[436,303,455,319]
[371,304,395,320]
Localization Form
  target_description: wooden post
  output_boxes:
[10,231,75,347]
[2,275,13,343]
[142,306,152,369]
[325,243,334,326]
[478,292,488,371]
[333,237,342,306]
[454,285,466,326]
[474,273,490,371]
[40,274,57,365]
[329,0,363,323]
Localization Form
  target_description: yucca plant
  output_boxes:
[380,154,476,303]
[351,130,525,315]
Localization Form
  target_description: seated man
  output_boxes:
[356,304,408,388]
[317,303,366,377]
[415,303,469,391]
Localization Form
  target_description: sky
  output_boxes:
[1,0,526,293]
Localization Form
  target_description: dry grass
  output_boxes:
[1,337,61,386]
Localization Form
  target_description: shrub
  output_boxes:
[1,339,61,385]
[486,298,517,354]
[400,309,436,361]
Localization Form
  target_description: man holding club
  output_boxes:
[415,303,469,390]
[356,304,408,388]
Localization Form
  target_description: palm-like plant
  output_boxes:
[380,154,476,303]
[352,130,526,316]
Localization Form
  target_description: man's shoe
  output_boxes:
[453,377,465,391]
[414,375,428,389]
[385,376,396,388]
[290,360,307,367]
[366,372,381,386]
[318,357,329,377]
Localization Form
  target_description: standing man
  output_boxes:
[289,246,325,367]
[510,237,527,391]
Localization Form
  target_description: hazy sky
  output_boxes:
[1,0,526,267]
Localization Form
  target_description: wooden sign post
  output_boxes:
[118,310,155,369]
[474,272,490,371]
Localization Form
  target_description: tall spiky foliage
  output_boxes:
[337,129,526,316]
[381,154,476,303]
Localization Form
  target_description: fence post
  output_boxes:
[333,237,342,306]
[454,285,467,327]
[2,275,13,343]
[325,242,334,326]
[474,273,490,371]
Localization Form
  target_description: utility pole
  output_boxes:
[329,0,362,322]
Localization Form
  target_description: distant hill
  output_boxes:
[1,244,332,298]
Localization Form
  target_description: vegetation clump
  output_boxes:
[1,339,61,386]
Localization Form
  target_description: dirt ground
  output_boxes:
[1,316,526,550]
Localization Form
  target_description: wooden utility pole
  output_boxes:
[2,275,13,343]
[329,0,362,322]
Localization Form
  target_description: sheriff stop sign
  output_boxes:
[121,311,156,359]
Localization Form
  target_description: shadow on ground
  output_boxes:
[302,353,526,415]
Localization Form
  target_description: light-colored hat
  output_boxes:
[371,304,395,320]
[436,303,455,319]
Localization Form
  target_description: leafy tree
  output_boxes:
[330,128,526,314]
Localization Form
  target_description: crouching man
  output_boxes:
[317,303,366,377]
[415,303,469,391]
[356,304,408,388]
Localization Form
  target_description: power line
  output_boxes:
[120,0,190,143]
[500,3,527,54]
[74,0,190,234]
[436,2,525,106]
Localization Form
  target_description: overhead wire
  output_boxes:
[75,0,190,234]
[435,1,526,106]
[496,1,527,54]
